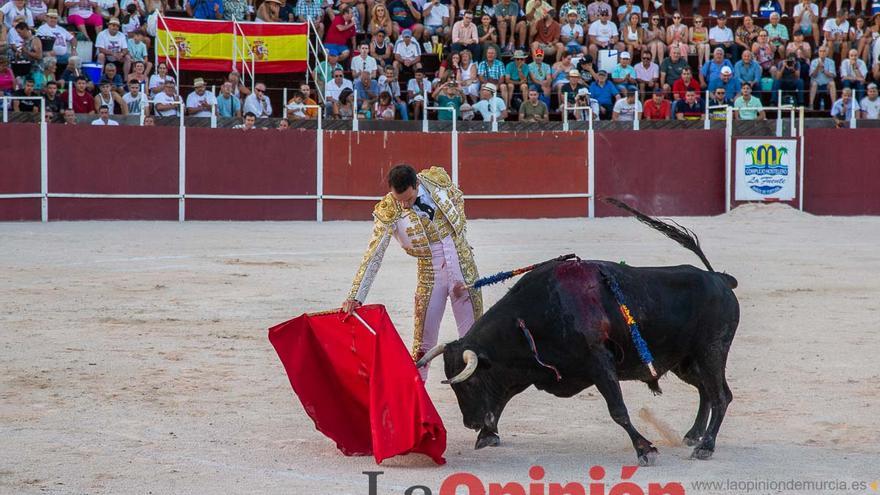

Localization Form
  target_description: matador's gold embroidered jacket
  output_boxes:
[347,167,483,356]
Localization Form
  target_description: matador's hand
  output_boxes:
[341,299,362,318]
[452,282,468,299]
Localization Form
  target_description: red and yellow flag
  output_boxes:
[157,18,308,73]
[236,22,308,74]
[157,18,234,72]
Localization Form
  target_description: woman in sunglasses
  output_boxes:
[689,15,710,68]
[666,12,689,59]
[644,14,666,63]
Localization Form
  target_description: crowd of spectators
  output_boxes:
[305,0,880,122]
[1,0,879,124]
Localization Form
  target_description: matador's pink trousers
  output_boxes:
[418,236,477,381]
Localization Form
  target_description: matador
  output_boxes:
[342,164,483,379]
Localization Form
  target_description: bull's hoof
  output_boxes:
[690,448,714,460]
[475,431,500,450]
[638,450,659,467]
[683,434,702,447]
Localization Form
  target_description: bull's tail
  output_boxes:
[604,198,733,285]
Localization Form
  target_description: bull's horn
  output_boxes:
[416,343,446,368]
[442,350,478,385]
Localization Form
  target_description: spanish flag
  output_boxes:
[157,18,235,72]
[157,18,308,73]
[236,22,308,74]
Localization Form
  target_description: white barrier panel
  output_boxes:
[561,96,595,217]
[724,104,805,213]
[423,106,458,183]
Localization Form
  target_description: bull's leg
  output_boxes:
[684,387,711,447]
[671,359,711,446]
[690,353,733,460]
[588,349,659,466]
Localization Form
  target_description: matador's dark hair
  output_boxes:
[388,164,418,193]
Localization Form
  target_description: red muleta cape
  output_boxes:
[268,304,447,465]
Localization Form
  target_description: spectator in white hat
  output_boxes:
[559,68,587,109]
[96,18,130,68]
[36,10,76,66]
[472,82,508,121]
[572,86,600,121]
[186,77,217,118]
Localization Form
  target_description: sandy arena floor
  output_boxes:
[2,204,879,495]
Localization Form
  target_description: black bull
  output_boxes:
[417,200,740,465]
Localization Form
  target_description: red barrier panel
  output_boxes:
[185,128,317,220]
[804,129,880,215]
[186,199,316,220]
[458,132,589,218]
[48,198,179,220]
[7,124,880,221]
[47,125,179,220]
[594,129,726,217]
[0,123,41,221]
[322,131,452,220]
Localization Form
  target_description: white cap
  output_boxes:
[577,87,590,96]
[620,51,631,59]
[720,66,733,75]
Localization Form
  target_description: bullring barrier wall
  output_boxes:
[1,123,877,221]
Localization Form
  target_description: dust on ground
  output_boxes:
[2,204,878,494]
